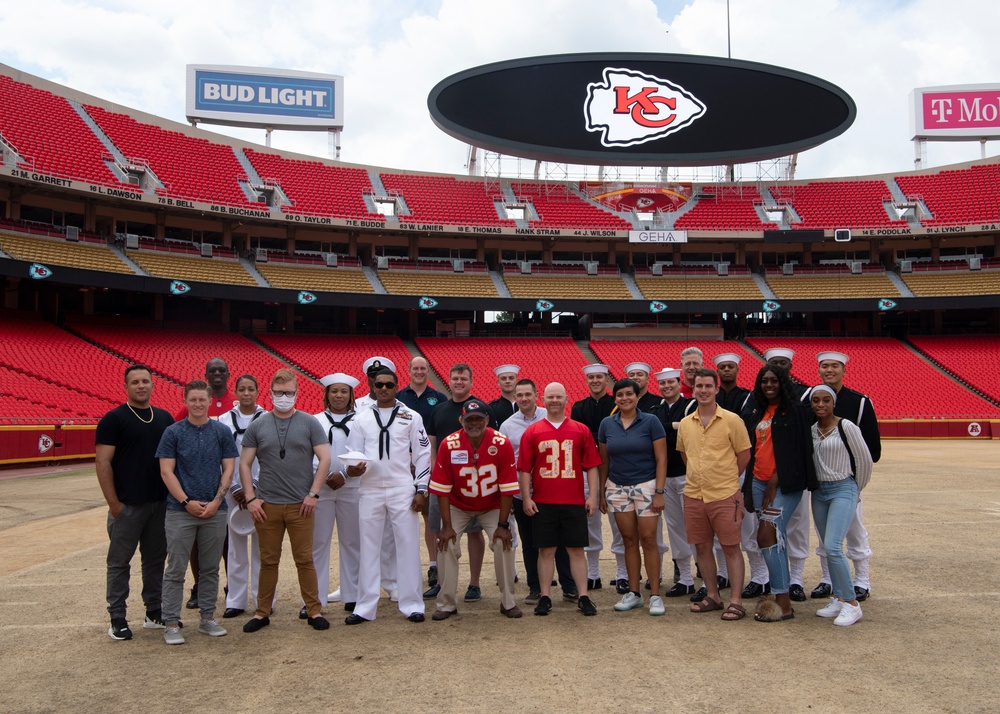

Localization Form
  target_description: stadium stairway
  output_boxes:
[886,178,932,229]
[109,244,144,275]
[241,258,270,287]
[567,184,639,228]
[69,101,132,185]
[621,272,645,300]
[902,338,1000,408]
[489,270,511,298]
[246,335,320,383]
[363,265,388,294]
[575,340,603,367]
[62,324,181,388]
[885,271,915,297]
[751,272,777,300]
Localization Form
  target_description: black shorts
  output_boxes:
[532,503,589,549]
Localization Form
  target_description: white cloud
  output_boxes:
[1,0,999,179]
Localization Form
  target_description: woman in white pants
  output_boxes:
[304,373,363,618]
[221,375,266,619]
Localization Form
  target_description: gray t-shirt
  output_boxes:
[243,410,326,504]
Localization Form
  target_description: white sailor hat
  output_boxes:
[582,364,610,376]
[712,353,742,367]
[624,362,652,375]
[362,356,396,376]
[493,364,520,376]
[763,348,795,362]
[817,351,849,365]
[320,372,361,389]
[655,368,682,380]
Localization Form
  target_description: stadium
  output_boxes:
[0,32,999,713]
[0,59,998,463]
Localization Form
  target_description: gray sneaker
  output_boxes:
[163,626,185,645]
[198,619,227,637]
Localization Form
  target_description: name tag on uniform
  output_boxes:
[450,450,469,464]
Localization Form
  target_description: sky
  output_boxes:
[1,0,999,181]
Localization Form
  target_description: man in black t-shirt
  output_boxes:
[95,364,174,641]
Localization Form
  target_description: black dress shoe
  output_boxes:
[298,606,308,620]
[810,582,832,599]
[343,602,356,612]
[615,580,630,595]
[690,586,708,602]
[242,616,270,633]
[741,581,770,598]
[423,583,441,599]
[854,586,870,602]
[307,615,330,630]
[345,613,370,625]
[717,576,730,590]
[587,578,602,590]
[789,584,807,602]
[663,582,695,598]
[644,578,662,591]
[407,612,425,622]
[222,608,244,619]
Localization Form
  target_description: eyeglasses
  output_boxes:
[271,390,297,397]
[374,382,397,389]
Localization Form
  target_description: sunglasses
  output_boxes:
[374,382,397,389]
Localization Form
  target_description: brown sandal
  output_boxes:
[721,603,746,620]
[690,597,723,613]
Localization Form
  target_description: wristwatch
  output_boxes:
[180,498,191,508]
[496,521,510,529]
[415,488,428,497]
[654,488,665,495]
[307,491,320,499]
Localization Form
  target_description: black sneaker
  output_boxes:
[464,584,482,602]
[427,565,438,587]
[186,585,199,610]
[577,596,597,616]
[143,611,166,629]
[108,618,133,640]
[810,582,833,599]
[533,595,552,616]
[562,589,579,603]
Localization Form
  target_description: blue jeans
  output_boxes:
[752,478,802,595]
[811,478,859,601]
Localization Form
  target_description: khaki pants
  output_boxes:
[255,502,321,618]
[436,507,516,613]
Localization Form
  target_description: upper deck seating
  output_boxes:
[126,250,258,286]
[765,274,899,299]
[894,164,1000,226]
[0,231,133,274]
[257,264,374,293]
[503,275,632,300]
[674,186,774,231]
[380,173,514,227]
[902,271,1000,296]
[510,182,631,229]
[769,180,908,229]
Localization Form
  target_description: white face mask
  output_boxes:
[272,395,296,412]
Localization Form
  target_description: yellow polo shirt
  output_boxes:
[676,407,751,503]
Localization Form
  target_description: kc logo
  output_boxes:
[877,298,897,311]
[38,434,54,453]
[169,280,190,295]
[763,300,782,313]
[297,291,317,305]
[419,296,439,310]
[585,68,706,147]
[29,263,52,280]
[535,299,554,312]
[649,301,667,314]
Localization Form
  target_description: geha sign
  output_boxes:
[429,53,855,166]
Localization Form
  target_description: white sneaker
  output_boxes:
[614,592,644,611]
[816,597,843,618]
[834,601,863,627]
[328,589,342,602]
[198,619,228,637]
[390,589,399,603]
[163,626,185,645]
[143,614,166,629]
[648,595,665,616]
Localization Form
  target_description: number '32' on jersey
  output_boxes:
[430,427,519,512]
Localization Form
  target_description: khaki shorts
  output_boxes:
[683,491,744,546]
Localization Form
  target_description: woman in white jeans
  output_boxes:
[809,385,872,627]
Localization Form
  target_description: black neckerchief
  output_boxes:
[324,411,354,442]
[372,405,400,459]
[229,409,263,440]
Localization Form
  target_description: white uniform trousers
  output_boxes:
[436,507,516,613]
[354,485,423,621]
[312,486,361,607]
[583,478,603,579]
[784,492,811,586]
[663,476,694,586]
[225,492,262,611]
[381,522,397,593]
[815,497,871,588]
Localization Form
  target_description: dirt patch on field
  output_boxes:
[0,441,997,713]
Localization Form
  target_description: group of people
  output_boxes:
[96,342,878,643]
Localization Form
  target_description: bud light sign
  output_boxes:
[187,65,344,130]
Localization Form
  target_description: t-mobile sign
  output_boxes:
[911,84,1000,140]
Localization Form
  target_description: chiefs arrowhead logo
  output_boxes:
[419,296,438,310]
[535,299,554,312]
[169,280,190,295]
[763,300,781,313]
[297,291,317,305]
[649,301,667,313]
[585,67,707,147]
[38,434,54,453]
[877,298,897,311]
[29,263,52,279]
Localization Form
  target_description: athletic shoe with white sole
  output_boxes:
[143,612,166,629]
[613,592,644,611]
[198,619,227,637]
[648,595,665,616]
[163,626,185,645]
[816,597,843,618]
[328,589,342,602]
[108,618,133,640]
[834,602,863,627]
